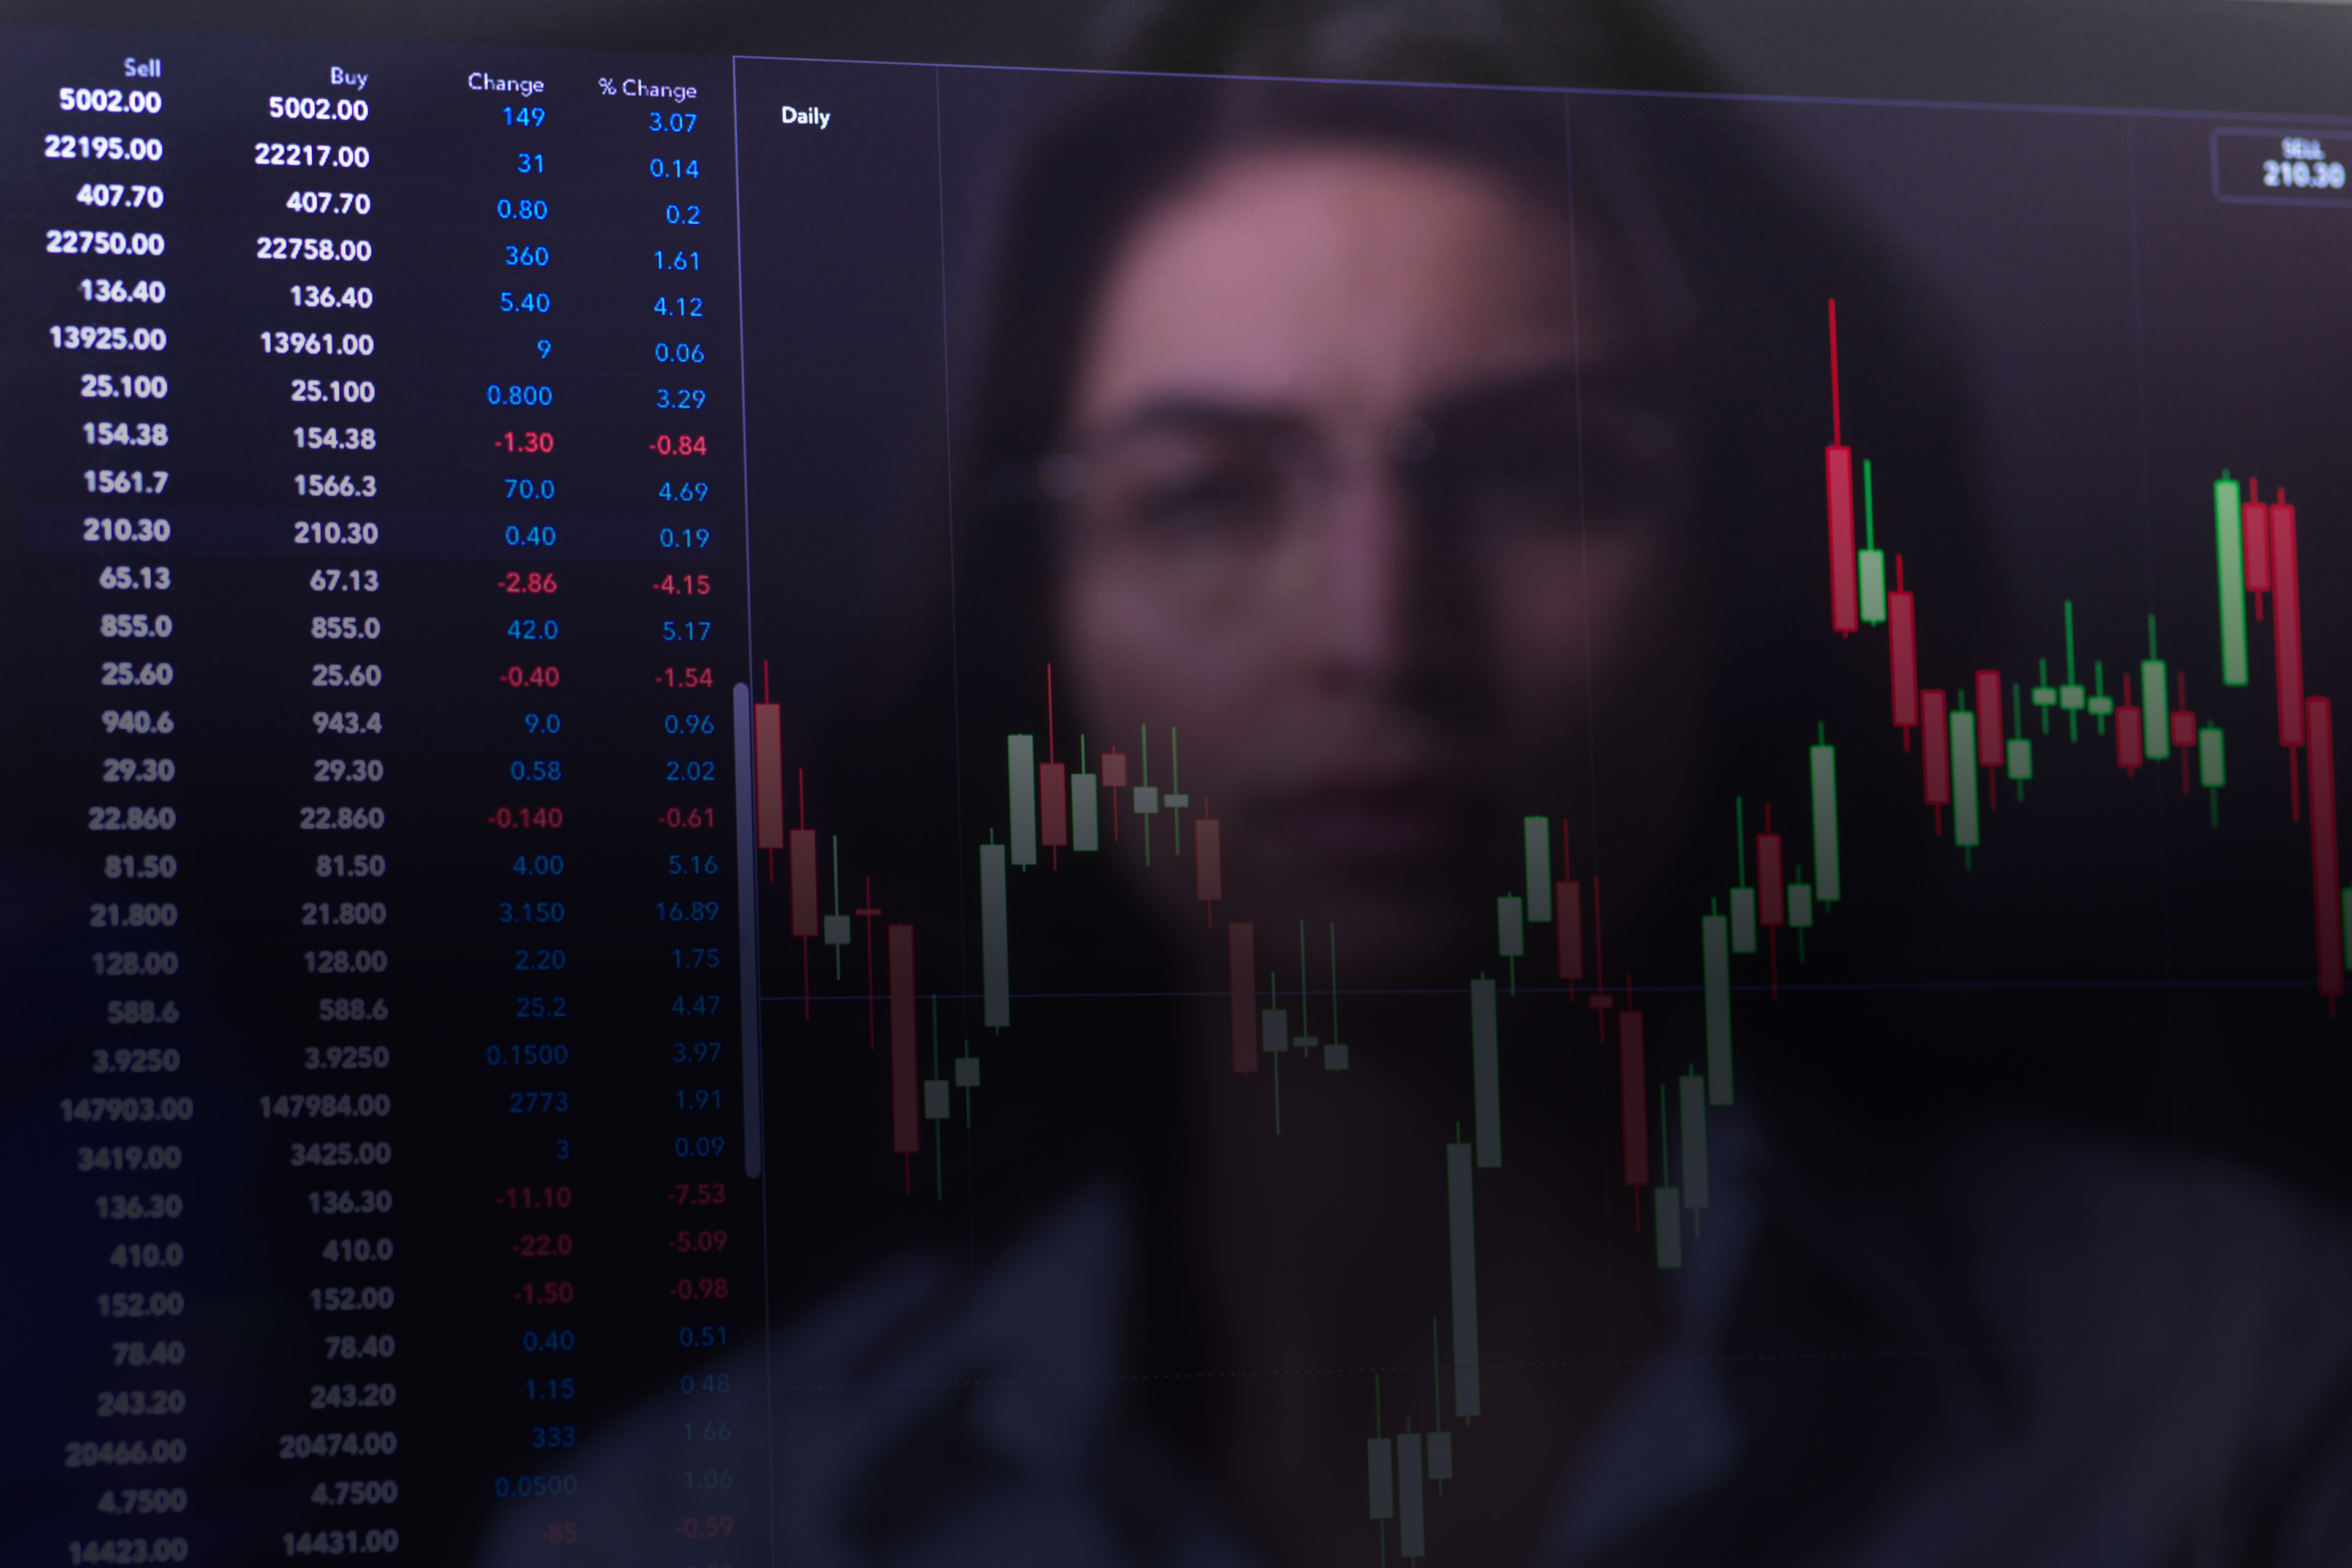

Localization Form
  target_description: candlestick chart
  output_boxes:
[738,290,2345,1558]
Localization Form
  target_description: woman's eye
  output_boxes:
[1129,462,1287,538]
[1474,437,1578,491]
[1427,435,1582,529]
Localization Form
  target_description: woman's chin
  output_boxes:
[1155,880,1502,995]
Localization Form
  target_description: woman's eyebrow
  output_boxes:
[1081,363,1655,449]
[1413,362,1587,428]
[1086,397,1306,448]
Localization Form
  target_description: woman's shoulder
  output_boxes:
[1831,1116,2352,1565]
[1553,1109,2352,1567]
[1938,1115,2352,1345]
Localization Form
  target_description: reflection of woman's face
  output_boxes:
[1055,144,1676,971]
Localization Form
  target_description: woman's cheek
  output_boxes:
[1490,540,1598,679]
[1063,564,1235,766]
[1488,535,1661,739]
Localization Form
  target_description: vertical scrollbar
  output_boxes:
[733,683,766,1178]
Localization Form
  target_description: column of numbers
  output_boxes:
[58,65,195,1568]
[266,72,403,1564]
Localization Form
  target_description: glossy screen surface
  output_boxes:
[6,21,2352,1567]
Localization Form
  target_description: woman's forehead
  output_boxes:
[1069,143,1634,431]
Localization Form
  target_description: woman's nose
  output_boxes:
[1312,451,1425,687]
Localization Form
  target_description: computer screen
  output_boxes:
[6,6,2352,1564]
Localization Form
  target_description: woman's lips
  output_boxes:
[1263,782,1477,864]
